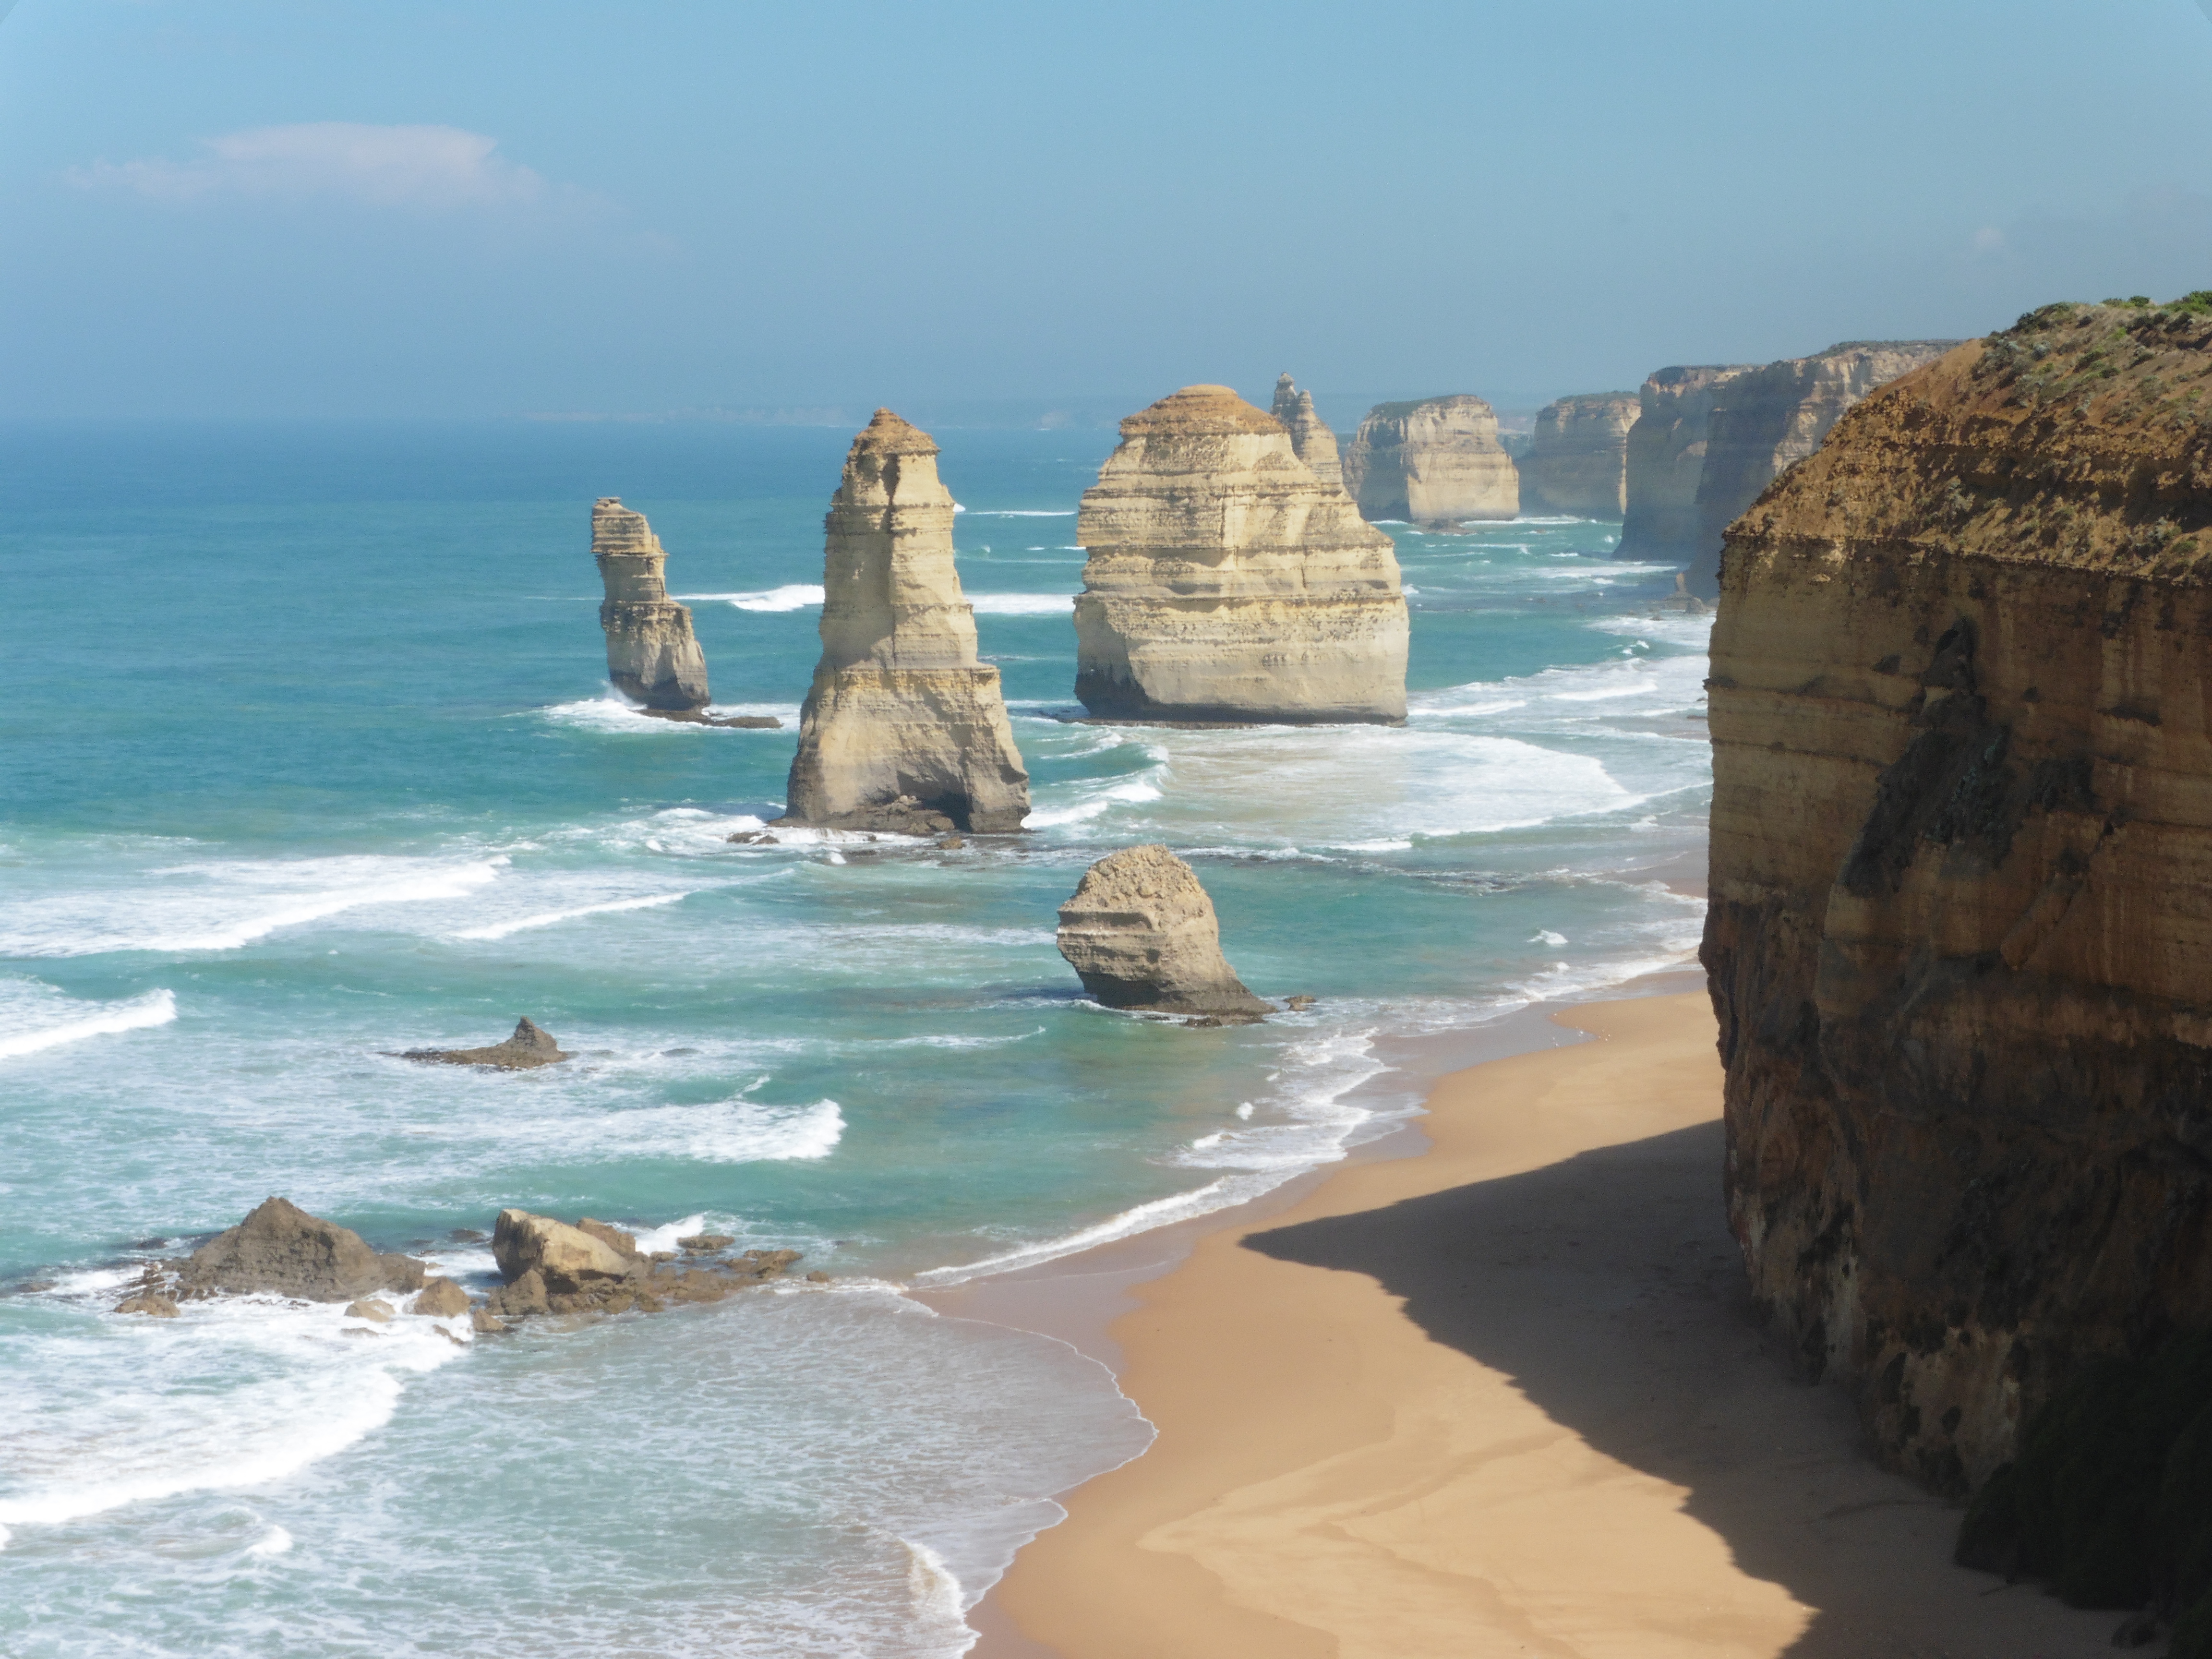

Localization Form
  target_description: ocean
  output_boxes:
[0,417,1712,1656]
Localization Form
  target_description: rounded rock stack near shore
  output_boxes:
[781,409,1030,834]
[1056,844,1272,1020]
[1073,385,1407,725]
[1701,301,2212,1494]
[1342,394,1519,525]
[593,497,712,712]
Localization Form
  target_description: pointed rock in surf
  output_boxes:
[594,496,712,712]
[1056,845,1272,1021]
[398,1017,570,1070]
[780,409,1031,835]
[178,1196,429,1302]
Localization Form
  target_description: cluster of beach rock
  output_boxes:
[111,1194,825,1330]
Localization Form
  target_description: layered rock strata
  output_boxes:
[1701,300,2212,1498]
[1342,395,1518,524]
[1056,844,1271,1019]
[1615,364,1761,561]
[1271,373,1344,489]
[1518,392,1638,518]
[1073,385,1407,724]
[398,1016,569,1070]
[593,498,711,712]
[781,410,1031,834]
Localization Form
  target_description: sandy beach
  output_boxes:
[974,992,2116,1659]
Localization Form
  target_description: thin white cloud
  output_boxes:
[66,123,547,207]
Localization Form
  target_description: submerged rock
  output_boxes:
[781,410,1031,835]
[177,1197,428,1303]
[1074,385,1407,725]
[398,1017,569,1070]
[114,1290,179,1318]
[344,1298,395,1322]
[593,496,712,712]
[1271,373,1344,489]
[1056,845,1272,1020]
[1342,395,1519,525]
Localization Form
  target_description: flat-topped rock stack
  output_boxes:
[1342,395,1519,525]
[1614,363,1762,562]
[1057,845,1271,1021]
[781,410,1030,835]
[1271,373,1344,490]
[1518,392,1638,518]
[1073,385,1407,726]
[593,497,712,713]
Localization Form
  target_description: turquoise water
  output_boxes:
[0,419,1712,1655]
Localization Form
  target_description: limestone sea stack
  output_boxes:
[1270,373,1344,489]
[1072,385,1407,725]
[1342,395,1518,525]
[1516,392,1638,518]
[1056,845,1271,1019]
[781,411,1030,834]
[1613,363,1761,561]
[1701,300,2212,1494]
[593,498,711,712]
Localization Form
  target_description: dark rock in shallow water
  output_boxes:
[447,1227,486,1244]
[115,1291,179,1317]
[177,1197,427,1303]
[638,708,781,728]
[398,1017,569,1071]
[678,1233,734,1254]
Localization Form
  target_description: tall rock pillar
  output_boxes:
[1271,373,1344,490]
[593,498,710,712]
[782,410,1030,834]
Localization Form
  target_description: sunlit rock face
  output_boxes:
[1056,844,1272,1019]
[1342,395,1518,525]
[1615,365,1761,564]
[1072,385,1407,726]
[1702,305,2212,1495]
[1519,392,1638,518]
[782,410,1031,833]
[594,498,711,711]
[1271,373,1344,490]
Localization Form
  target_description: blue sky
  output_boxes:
[4,0,2212,419]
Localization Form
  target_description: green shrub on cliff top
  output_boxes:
[1957,1332,2212,1630]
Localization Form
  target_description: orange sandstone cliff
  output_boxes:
[1703,300,2212,1495]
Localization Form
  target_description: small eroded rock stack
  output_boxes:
[1271,373,1344,490]
[594,497,712,713]
[1518,392,1638,518]
[1342,395,1519,525]
[1073,385,1407,725]
[481,1207,804,1321]
[1056,845,1271,1021]
[398,1016,569,1070]
[781,410,1031,834]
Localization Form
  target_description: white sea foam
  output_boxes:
[676,584,825,611]
[450,890,693,941]
[499,1096,844,1164]
[0,856,506,958]
[0,985,177,1059]
[966,593,1074,615]
[243,1526,293,1558]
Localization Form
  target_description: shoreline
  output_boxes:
[957,989,2117,1658]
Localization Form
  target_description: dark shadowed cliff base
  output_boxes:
[980,996,2113,1657]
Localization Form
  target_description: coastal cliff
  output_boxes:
[1073,385,1407,725]
[1615,365,1760,562]
[1701,299,2212,1495]
[1271,373,1344,490]
[783,410,1031,833]
[1519,392,1638,518]
[593,498,711,711]
[1343,395,1518,525]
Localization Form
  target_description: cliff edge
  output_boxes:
[1703,297,2212,1496]
[1519,392,1638,519]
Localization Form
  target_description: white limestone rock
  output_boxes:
[1056,845,1271,1019]
[594,498,711,712]
[1342,395,1518,524]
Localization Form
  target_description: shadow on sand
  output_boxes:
[1244,1120,2092,1657]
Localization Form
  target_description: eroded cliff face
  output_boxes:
[1272,373,1344,490]
[783,410,1031,833]
[1520,392,1638,518]
[1703,301,2212,1496]
[1616,365,1760,562]
[594,498,711,711]
[1343,395,1518,525]
[1073,385,1407,725]
[1689,341,1958,589]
